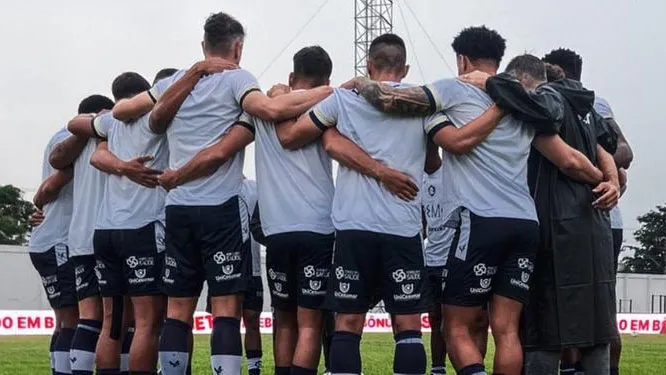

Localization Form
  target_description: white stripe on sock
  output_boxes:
[211,354,242,375]
[53,351,72,374]
[69,349,95,372]
[120,353,129,372]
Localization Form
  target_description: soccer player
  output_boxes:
[49,94,115,375]
[543,48,633,375]
[112,12,333,375]
[67,70,177,375]
[29,125,77,375]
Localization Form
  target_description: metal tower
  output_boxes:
[354,0,394,76]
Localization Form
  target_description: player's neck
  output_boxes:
[207,51,238,64]
[290,81,320,91]
[465,62,497,76]
[370,72,403,83]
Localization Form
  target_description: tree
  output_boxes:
[620,205,666,274]
[0,185,35,245]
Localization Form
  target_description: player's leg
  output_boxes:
[427,267,446,375]
[204,198,252,375]
[292,233,334,374]
[321,310,335,374]
[610,228,623,375]
[491,218,538,375]
[265,236,298,375]
[242,276,264,375]
[327,230,379,375]
[382,233,429,375]
[159,206,203,375]
[473,306,489,360]
[70,254,103,375]
[560,349,582,375]
[523,350,561,375]
[580,344,610,375]
[125,222,168,374]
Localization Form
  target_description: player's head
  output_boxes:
[542,48,582,81]
[545,63,566,82]
[111,72,151,101]
[153,68,178,85]
[77,95,114,114]
[505,54,546,91]
[289,46,333,89]
[202,12,245,64]
[452,26,506,76]
[367,33,409,80]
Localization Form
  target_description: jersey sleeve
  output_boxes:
[92,112,114,139]
[308,93,339,131]
[147,73,175,103]
[423,112,454,140]
[235,111,256,135]
[593,97,614,119]
[422,78,464,112]
[231,69,262,107]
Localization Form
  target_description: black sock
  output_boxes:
[329,331,362,374]
[275,367,290,375]
[71,319,102,375]
[55,328,75,375]
[246,349,262,375]
[51,331,60,375]
[560,364,576,375]
[158,319,191,375]
[432,364,446,375]
[120,326,134,375]
[96,370,120,375]
[210,317,242,375]
[290,365,317,375]
[321,310,335,372]
[393,330,426,375]
[458,363,486,375]
[610,367,619,375]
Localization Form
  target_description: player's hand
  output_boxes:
[340,77,360,90]
[458,70,492,91]
[29,209,45,227]
[268,84,290,98]
[121,156,161,188]
[195,58,238,76]
[592,181,620,210]
[376,166,419,202]
[157,168,181,191]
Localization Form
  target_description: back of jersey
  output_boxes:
[29,128,74,252]
[425,79,537,222]
[151,69,260,207]
[313,84,426,237]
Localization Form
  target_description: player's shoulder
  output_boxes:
[593,95,614,118]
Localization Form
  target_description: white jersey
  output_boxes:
[422,167,448,267]
[92,112,168,229]
[594,96,623,230]
[29,128,74,253]
[240,179,261,277]
[69,139,107,256]
[150,69,260,207]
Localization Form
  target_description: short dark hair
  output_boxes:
[368,33,407,72]
[451,26,506,66]
[77,95,114,114]
[111,72,151,101]
[204,12,245,53]
[293,46,333,85]
[542,48,582,81]
[505,54,546,82]
[545,63,566,82]
[153,68,178,85]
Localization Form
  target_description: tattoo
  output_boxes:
[355,77,433,116]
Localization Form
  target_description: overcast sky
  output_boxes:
[0,0,663,231]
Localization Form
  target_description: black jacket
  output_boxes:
[486,75,619,350]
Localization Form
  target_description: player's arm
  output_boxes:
[424,139,442,174]
[32,168,74,209]
[425,105,505,155]
[49,135,87,170]
[90,142,161,188]
[592,145,620,210]
[158,124,254,191]
[67,113,103,138]
[532,135,603,185]
[321,128,419,201]
[113,92,155,123]
[344,77,435,116]
[241,88,333,123]
[275,113,327,150]
[605,118,633,169]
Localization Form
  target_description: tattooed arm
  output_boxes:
[346,77,435,116]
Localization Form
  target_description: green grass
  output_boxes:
[0,334,665,374]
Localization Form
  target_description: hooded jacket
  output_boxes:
[486,74,619,350]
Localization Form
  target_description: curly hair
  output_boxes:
[452,26,506,66]
[204,12,245,52]
[545,63,566,82]
[542,48,582,81]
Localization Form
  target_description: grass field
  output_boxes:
[0,334,665,374]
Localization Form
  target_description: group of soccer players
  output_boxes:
[27,10,633,375]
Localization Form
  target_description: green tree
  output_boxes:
[620,205,666,274]
[0,185,35,245]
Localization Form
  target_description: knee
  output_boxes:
[210,295,242,318]
[274,310,297,329]
[167,298,197,322]
[335,314,365,334]
[393,314,421,333]
[243,311,261,331]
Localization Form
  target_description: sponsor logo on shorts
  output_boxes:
[303,265,315,278]
[41,275,58,286]
[335,266,360,281]
[391,269,421,283]
[126,256,154,269]
[472,263,497,277]
[304,265,329,279]
[309,280,322,291]
[45,285,61,299]
[75,265,85,276]
[222,265,234,275]
[334,281,358,300]
[75,276,89,291]
[302,279,326,296]
[165,256,177,268]
[163,268,174,285]
[129,268,155,285]
[510,277,530,290]
[521,271,530,283]
[480,278,491,289]
[393,283,421,301]
[268,268,287,282]
[95,267,104,285]
[213,251,241,265]
[518,257,534,272]
[271,282,289,299]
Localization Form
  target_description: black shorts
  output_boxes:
[265,232,334,312]
[612,229,623,273]
[162,197,251,298]
[93,222,166,297]
[29,245,77,309]
[443,208,539,307]
[426,266,446,308]
[326,230,429,315]
[72,254,100,301]
[244,276,264,312]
